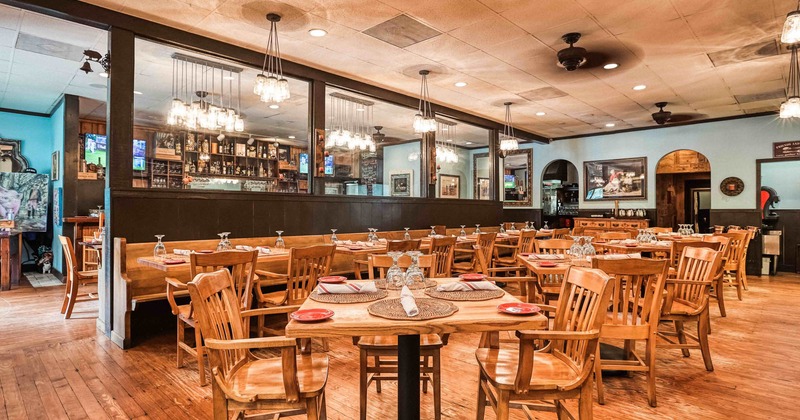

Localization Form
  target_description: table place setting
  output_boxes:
[368,285,458,321]
[234,245,273,254]
[522,253,566,260]
[309,280,388,303]
[425,279,505,301]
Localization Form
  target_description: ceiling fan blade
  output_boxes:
[668,113,703,123]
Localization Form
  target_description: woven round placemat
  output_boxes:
[424,288,505,301]
[374,279,438,290]
[309,290,388,304]
[367,298,458,321]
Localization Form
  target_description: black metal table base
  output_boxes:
[397,334,421,420]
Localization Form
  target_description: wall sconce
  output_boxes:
[80,49,111,77]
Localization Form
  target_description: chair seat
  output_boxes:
[358,334,443,349]
[176,304,197,326]
[77,270,99,280]
[475,348,579,391]
[451,261,473,272]
[663,300,700,316]
[540,285,561,295]
[228,354,329,400]
[259,290,288,306]
[493,257,516,266]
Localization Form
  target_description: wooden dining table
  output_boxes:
[285,279,548,420]
[136,249,291,273]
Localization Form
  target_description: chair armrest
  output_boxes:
[666,279,712,286]
[205,336,297,351]
[494,244,517,250]
[165,277,187,289]
[454,248,475,254]
[165,277,186,315]
[241,305,301,318]
[516,329,600,341]
[255,270,288,280]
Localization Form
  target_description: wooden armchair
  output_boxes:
[187,269,328,419]
[58,236,98,319]
[453,232,496,275]
[493,229,537,270]
[715,231,749,300]
[355,239,421,280]
[429,236,456,278]
[590,258,669,407]
[254,245,336,339]
[703,235,731,316]
[532,239,573,304]
[658,246,722,371]
[550,228,570,239]
[598,231,631,240]
[165,250,258,386]
[475,267,613,420]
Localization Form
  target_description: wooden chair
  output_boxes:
[58,236,99,319]
[453,232,496,275]
[187,269,328,420]
[254,245,336,339]
[703,235,731,317]
[715,231,749,301]
[432,225,446,235]
[670,241,716,269]
[83,213,105,271]
[551,228,570,239]
[354,239,421,280]
[532,239,573,304]
[475,267,614,420]
[493,229,537,269]
[657,246,722,371]
[367,254,433,279]
[736,226,759,290]
[590,258,669,407]
[650,227,673,234]
[598,231,630,240]
[429,236,456,278]
[165,250,259,386]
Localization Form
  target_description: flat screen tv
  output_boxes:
[503,174,516,189]
[84,134,107,167]
[133,139,146,171]
[299,153,308,174]
[324,155,334,175]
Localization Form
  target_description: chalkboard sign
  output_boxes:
[360,151,379,196]
[774,141,800,158]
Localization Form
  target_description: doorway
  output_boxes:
[655,150,711,230]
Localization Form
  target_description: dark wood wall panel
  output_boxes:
[502,209,543,228]
[710,209,763,275]
[771,210,800,273]
[112,190,503,243]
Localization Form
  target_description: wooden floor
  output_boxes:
[1,273,799,419]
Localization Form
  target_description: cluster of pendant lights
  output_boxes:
[435,120,459,163]
[254,13,291,104]
[325,93,377,152]
[781,2,800,119]
[167,54,245,132]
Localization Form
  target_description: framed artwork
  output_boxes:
[0,172,49,232]
[478,177,490,200]
[53,187,62,227]
[584,157,647,201]
[51,151,59,180]
[390,171,412,197]
[439,174,460,199]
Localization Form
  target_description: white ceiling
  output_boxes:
[75,0,796,139]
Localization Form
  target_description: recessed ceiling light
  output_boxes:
[536,112,546,116]
[288,135,296,139]
[133,90,142,95]
[603,63,619,70]
[308,29,327,37]
[465,141,473,145]
[633,84,647,91]
[269,104,280,109]
[454,81,468,87]
[605,123,615,127]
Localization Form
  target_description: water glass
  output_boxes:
[499,223,506,234]
[404,251,425,286]
[274,231,285,250]
[222,232,232,250]
[216,233,227,251]
[569,236,584,258]
[403,227,412,240]
[386,251,405,287]
[524,221,530,230]
[474,224,481,234]
[154,235,167,259]
[459,225,467,238]
[542,221,549,230]
[429,226,437,237]
[330,229,338,243]
[582,237,596,256]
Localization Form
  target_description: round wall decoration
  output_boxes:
[720,177,744,196]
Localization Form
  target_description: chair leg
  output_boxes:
[321,338,330,352]
[256,312,264,338]
[319,391,328,420]
[735,271,744,301]
[716,276,727,317]
[594,345,605,405]
[176,319,185,368]
[578,381,593,420]
[306,395,320,420]
[195,327,206,386]
[698,310,714,372]
[433,350,441,420]
[675,321,690,357]
[60,277,71,314]
[555,401,570,420]
[374,356,382,393]
[359,348,368,420]
[422,355,429,394]
[495,390,510,420]
[211,382,228,420]
[475,376,487,420]
[63,275,79,319]
[646,336,657,407]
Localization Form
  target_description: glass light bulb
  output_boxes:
[413,113,424,133]
[369,143,376,152]
[167,114,177,125]
[782,11,800,44]
[234,117,244,132]
[254,74,267,95]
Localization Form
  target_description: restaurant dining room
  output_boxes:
[2,0,800,419]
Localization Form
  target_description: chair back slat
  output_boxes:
[551,228,570,239]
[534,239,572,255]
[58,236,78,284]
[670,246,722,311]
[286,245,336,305]
[386,239,421,252]
[430,236,456,278]
[515,230,538,255]
[591,258,668,329]
[190,250,259,311]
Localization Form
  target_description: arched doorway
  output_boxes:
[655,150,711,231]
[541,159,579,228]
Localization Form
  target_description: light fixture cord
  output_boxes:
[791,45,800,98]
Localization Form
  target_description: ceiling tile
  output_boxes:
[309,0,400,31]
[362,14,441,48]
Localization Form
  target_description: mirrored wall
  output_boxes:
[434,121,490,199]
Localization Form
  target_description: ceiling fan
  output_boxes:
[556,32,630,71]
[651,102,703,125]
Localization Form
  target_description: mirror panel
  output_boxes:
[502,149,532,207]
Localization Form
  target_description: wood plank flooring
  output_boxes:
[1,273,799,419]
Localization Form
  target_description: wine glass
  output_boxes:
[274,231,285,250]
[216,233,226,251]
[459,225,467,238]
[222,232,232,250]
[582,237,596,257]
[403,227,412,240]
[499,223,506,234]
[474,224,481,234]
[524,221,530,230]
[154,235,167,259]
[542,221,549,230]
[569,236,583,258]
[330,228,338,243]
[404,251,425,286]
[386,251,405,287]
[429,226,437,237]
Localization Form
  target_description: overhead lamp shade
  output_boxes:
[782,11,800,44]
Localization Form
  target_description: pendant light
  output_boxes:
[413,70,436,133]
[254,13,290,104]
[780,44,800,119]
[498,102,519,158]
[782,1,800,44]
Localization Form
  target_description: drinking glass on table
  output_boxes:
[274,231,285,250]
[543,221,549,230]
[386,251,405,287]
[429,226,437,237]
[404,251,425,286]
[154,235,167,259]
[475,224,481,234]
[216,233,227,251]
[222,232,232,249]
[582,237,596,256]
[499,223,506,234]
[403,227,412,240]
[459,225,467,238]
[569,236,583,258]
[330,229,338,243]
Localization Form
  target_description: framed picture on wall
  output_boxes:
[478,177,490,200]
[439,174,460,199]
[390,171,412,197]
[53,187,62,227]
[584,157,647,201]
[51,151,59,181]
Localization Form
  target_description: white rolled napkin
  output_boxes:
[334,240,352,246]
[400,285,419,317]
[173,249,191,256]
[317,282,378,294]
[621,239,639,245]
[235,245,254,251]
[531,253,563,260]
[436,281,497,292]
[256,246,271,254]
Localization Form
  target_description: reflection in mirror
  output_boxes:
[761,160,800,210]
[472,152,490,200]
[502,149,533,207]
[542,159,579,227]
[434,120,490,199]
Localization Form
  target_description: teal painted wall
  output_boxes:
[50,102,65,273]
[0,110,54,174]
